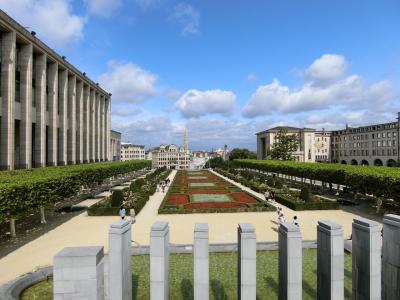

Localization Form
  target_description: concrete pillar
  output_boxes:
[19,43,32,169]
[47,61,58,166]
[317,220,344,300]
[67,75,76,164]
[108,220,132,300]
[83,85,90,163]
[58,69,68,165]
[237,223,256,300]
[34,53,47,167]
[90,89,95,162]
[150,221,169,300]
[194,223,209,300]
[76,80,83,164]
[279,222,302,300]
[95,92,100,162]
[382,214,400,299]
[99,95,104,161]
[102,96,107,161]
[0,31,16,170]
[104,97,110,161]
[53,246,104,300]
[352,218,381,300]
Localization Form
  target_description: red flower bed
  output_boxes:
[185,202,247,209]
[230,193,258,204]
[167,194,189,205]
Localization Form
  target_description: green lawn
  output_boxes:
[21,249,352,299]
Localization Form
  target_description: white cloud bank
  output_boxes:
[169,3,200,35]
[98,61,158,103]
[84,0,123,17]
[243,54,397,118]
[175,89,236,118]
[1,0,85,49]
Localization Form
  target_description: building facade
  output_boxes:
[256,126,331,162]
[331,116,400,166]
[120,143,145,161]
[0,10,111,170]
[151,144,190,169]
[110,130,121,161]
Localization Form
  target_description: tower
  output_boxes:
[183,128,189,152]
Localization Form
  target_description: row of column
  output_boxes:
[53,215,400,300]
[0,30,110,170]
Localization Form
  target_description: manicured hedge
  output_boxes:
[234,159,400,199]
[0,160,151,221]
[275,193,339,211]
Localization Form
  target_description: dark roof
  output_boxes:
[256,126,315,135]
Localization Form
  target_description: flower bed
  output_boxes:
[159,170,273,214]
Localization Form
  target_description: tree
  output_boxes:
[269,128,299,160]
[229,148,257,161]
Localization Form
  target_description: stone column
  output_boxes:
[76,80,83,164]
[150,221,169,300]
[53,246,104,300]
[279,222,302,300]
[95,92,101,162]
[19,43,32,169]
[382,214,400,299]
[47,61,58,166]
[194,223,209,300]
[317,220,344,300]
[83,84,90,163]
[0,31,16,170]
[34,53,47,167]
[90,89,95,162]
[99,95,104,161]
[108,220,132,300]
[67,75,76,164]
[237,223,256,300]
[105,97,111,161]
[58,69,68,165]
[352,218,381,300]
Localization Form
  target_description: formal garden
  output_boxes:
[158,170,273,214]
[21,249,353,300]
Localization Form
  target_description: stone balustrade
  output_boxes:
[53,214,400,300]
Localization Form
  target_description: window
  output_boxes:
[388,132,391,138]
[383,141,386,147]
[378,133,381,138]
[372,133,375,139]
[378,141,381,147]
[383,133,386,138]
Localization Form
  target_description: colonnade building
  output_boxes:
[0,10,111,170]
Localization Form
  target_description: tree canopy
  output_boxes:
[229,148,257,161]
[269,128,299,160]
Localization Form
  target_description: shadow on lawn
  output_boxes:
[132,274,139,299]
[180,278,194,300]
[211,279,228,300]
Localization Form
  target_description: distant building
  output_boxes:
[256,126,331,162]
[120,143,145,161]
[110,130,121,161]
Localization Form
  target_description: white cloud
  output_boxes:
[98,61,158,103]
[175,89,236,118]
[1,0,85,49]
[134,0,163,10]
[305,54,348,86]
[84,0,122,17]
[112,107,143,117]
[169,3,200,35]
[243,54,397,118]
[246,73,257,81]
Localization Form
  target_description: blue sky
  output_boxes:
[3,0,400,150]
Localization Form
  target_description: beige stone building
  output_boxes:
[0,10,111,170]
[331,115,400,166]
[110,130,121,161]
[120,143,145,161]
[151,144,190,169]
[256,126,331,162]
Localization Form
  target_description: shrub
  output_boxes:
[299,185,312,202]
[274,179,283,189]
[111,190,124,207]
[266,178,274,187]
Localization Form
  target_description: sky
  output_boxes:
[2,0,400,150]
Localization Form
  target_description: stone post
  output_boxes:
[317,220,344,300]
[382,214,400,299]
[194,223,209,300]
[53,246,104,300]
[279,222,302,300]
[237,223,256,300]
[352,218,381,300]
[108,220,132,300]
[150,221,169,300]
[83,85,90,163]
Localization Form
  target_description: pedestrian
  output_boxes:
[264,190,270,202]
[119,205,126,220]
[162,184,165,193]
[278,212,285,225]
[293,216,299,226]
[276,207,281,221]
[271,189,276,202]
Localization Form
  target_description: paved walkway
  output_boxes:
[0,169,378,284]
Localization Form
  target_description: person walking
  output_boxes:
[264,190,270,203]
[278,212,285,226]
[271,189,276,202]
[119,205,126,220]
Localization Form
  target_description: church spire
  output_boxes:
[183,128,189,152]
